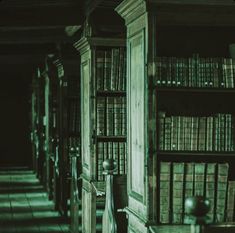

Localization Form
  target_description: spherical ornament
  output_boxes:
[103,159,117,171]
[185,196,210,217]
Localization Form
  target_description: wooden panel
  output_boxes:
[128,213,148,233]
[129,30,146,200]
[81,59,92,179]
[82,184,96,233]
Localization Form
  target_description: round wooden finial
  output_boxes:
[103,159,117,173]
[185,196,210,217]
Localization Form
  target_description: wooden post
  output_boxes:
[102,159,117,233]
[70,146,80,233]
[184,196,211,233]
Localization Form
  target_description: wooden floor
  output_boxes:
[0,168,70,233]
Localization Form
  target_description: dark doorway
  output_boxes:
[0,67,32,168]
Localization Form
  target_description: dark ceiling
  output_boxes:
[0,0,123,72]
[0,0,85,69]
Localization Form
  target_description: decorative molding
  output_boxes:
[115,0,146,25]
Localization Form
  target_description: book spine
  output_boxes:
[97,142,104,181]
[119,142,125,174]
[171,116,178,150]
[114,97,122,136]
[158,112,166,150]
[191,117,199,151]
[104,50,112,90]
[159,162,171,223]
[172,162,184,224]
[184,117,191,151]
[96,50,104,90]
[226,181,235,221]
[184,163,194,219]
[216,163,229,222]
[113,142,119,175]
[96,97,106,136]
[194,163,206,196]
[106,97,114,136]
[198,117,206,151]
[206,163,216,222]
[164,117,171,150]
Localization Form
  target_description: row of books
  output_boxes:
[155,55,235,88]
[158,112,235,152]
[96,142,127,181]
[68,99,80,135]
[160,162,234,224]
[96,48,126,91]
[97,97,126,136]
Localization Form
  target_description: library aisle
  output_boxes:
[0,168,69,233]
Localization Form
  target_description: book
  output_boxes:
[216,163,229,222]
[96,97,106,136]
[184,163,194,220]
[106,97,114,136]
[226,181,235,221]
[194,163,206,196]
[159,162,171,223]
[205,163,216,222]
[96,50,104,90]
[172,162,184,223]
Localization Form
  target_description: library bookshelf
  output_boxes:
[74,36,127,233]
[116,0,235,232]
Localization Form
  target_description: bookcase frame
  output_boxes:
[74,36,126,233]
[116,0,235,232]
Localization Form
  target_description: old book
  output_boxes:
[158,112,166,150]
[118,48,125,91]
[172,162,184,223]
[184,163,194,221]
[106,97,114,136]
[191,117,199,151]
[226,181,235,221]
[96,50,104,90]
[114,97,123,136]
[113,142,119,175]
[164,117,171,150]
[198,117,206,151]
[121,97,126,136]
[111,48,118,91]
[97,142,104,181]
[159,162,171,223]
[216,163,229,222]
[119,142,126,174]
[214,114,220,151]
[194,163,206,196]
[96,97,106,136]
[177,116,184,151]
[205,163,216,222]
[171,116,178,150]
[184,117,192,151]
[104,50,112,90]
[219,113,225,151]
[206,116,213,151]
[225,114,232,151]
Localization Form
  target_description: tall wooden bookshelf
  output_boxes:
[74,36,127,233]
[116,0,235,232]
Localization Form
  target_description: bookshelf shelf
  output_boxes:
[96,90,126,97]
[156,87,235,94]
[96,135,126,142]
[158,150,235,158]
